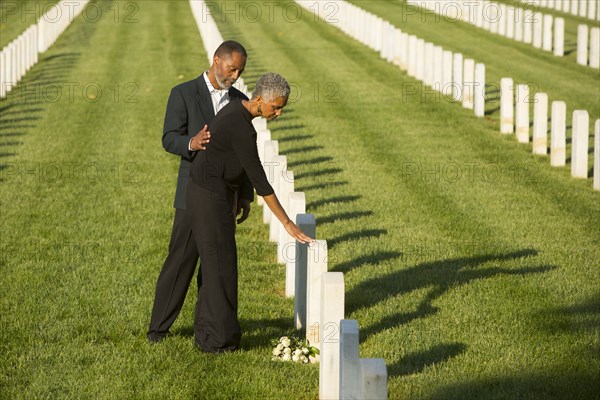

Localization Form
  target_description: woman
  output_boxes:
[186,72,313,353]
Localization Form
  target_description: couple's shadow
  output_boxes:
[172,249,554,352]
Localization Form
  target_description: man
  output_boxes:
[147,40,252,343]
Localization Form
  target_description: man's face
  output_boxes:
[214,52,246,89]
[261,95,288,121]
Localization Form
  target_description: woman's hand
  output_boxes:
[284,220,314,244]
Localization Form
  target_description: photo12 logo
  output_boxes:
[198,1,339,24]
[1,82,139,104]
[0,1,139,24]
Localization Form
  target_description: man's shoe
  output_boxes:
[146,332,168,344]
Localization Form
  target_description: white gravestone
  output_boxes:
[515,7,524,42]
[453,53,463,102]
[590,27,600,68]
[523,9,534,44]
[424,42,434,86]
[277,170,295,263]
[283,191,305,297]
[408,35,417,77]
[490,4,500,34]
[252,117,268,132]
[515,84,530,143]
[262,140,279,223]
[577,24,589,66]
[433,46,443,92]
[572,0,580,15]
[393,28,403,67]
[551,101,567,167]
[580,0,588,16]
[294,214,316,329]
[359,359,388,400]
[256,129,271,206]
[589,0,597,21]
[500,78,514,134]
[442,50,453,96]
[542,14,553,51]
[0,49,5,98]
[462,58,475,109]
[532,12,543,48]
[571,110,589,179]
[416,38,425,81]
[554,17,565,56]
[482,1,491,31]
[498,4,507,36]
[319,272,345,400]
[269,155,287,241]
[594,120,600,190]
[400,32,409,71]
[474,63,486,117]
[532,92,549,155]
[340,320,360,400]
[507,7,515,39]
[555,0,564,11]
[306,240,328,350]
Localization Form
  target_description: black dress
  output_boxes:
[186,99,274,353]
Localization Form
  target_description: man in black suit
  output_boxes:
[147,41,252,343]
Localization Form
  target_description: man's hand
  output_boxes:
[190,124,211,151]
[237,199,251,224]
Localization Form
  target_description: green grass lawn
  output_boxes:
[1,0,599,399]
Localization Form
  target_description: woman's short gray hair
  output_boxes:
[253,72,290,102]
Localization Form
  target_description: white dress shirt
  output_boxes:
[189,72,231,151]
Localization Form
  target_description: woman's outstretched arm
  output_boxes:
[263,194,314,244]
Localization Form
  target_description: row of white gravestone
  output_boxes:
[577,25,600,68]
[0,0,90,99]
[500,77,600,190]
[300,0,598,191]
[297,0,486,118]
[190,2,389,398]
[521,0,600,21]
[254,126,389,399]
[408,0,566,56]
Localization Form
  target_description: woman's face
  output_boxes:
[262,96,288,120]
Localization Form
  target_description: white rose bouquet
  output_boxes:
[270,336,319,363]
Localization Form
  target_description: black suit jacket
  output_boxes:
[162,74,252,209]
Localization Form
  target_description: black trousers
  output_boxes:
[187,181,241,353]
[147,207,200,339]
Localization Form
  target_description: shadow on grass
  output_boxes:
[271,127,310,136]
[423,370,599,400]
[327,228,387,249]
[331,251,403,273]
[536,292,600,355]
[348,249,555,338]
[294,167,343,181]
[296,180,348,192]
[307,194,361,210]
[388,342,468,377]
[283,145,325,155]
[287,156,334,168]
[317,210,374,225]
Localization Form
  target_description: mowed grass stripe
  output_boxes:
[2,1,318,399]
[210,0,599,398]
